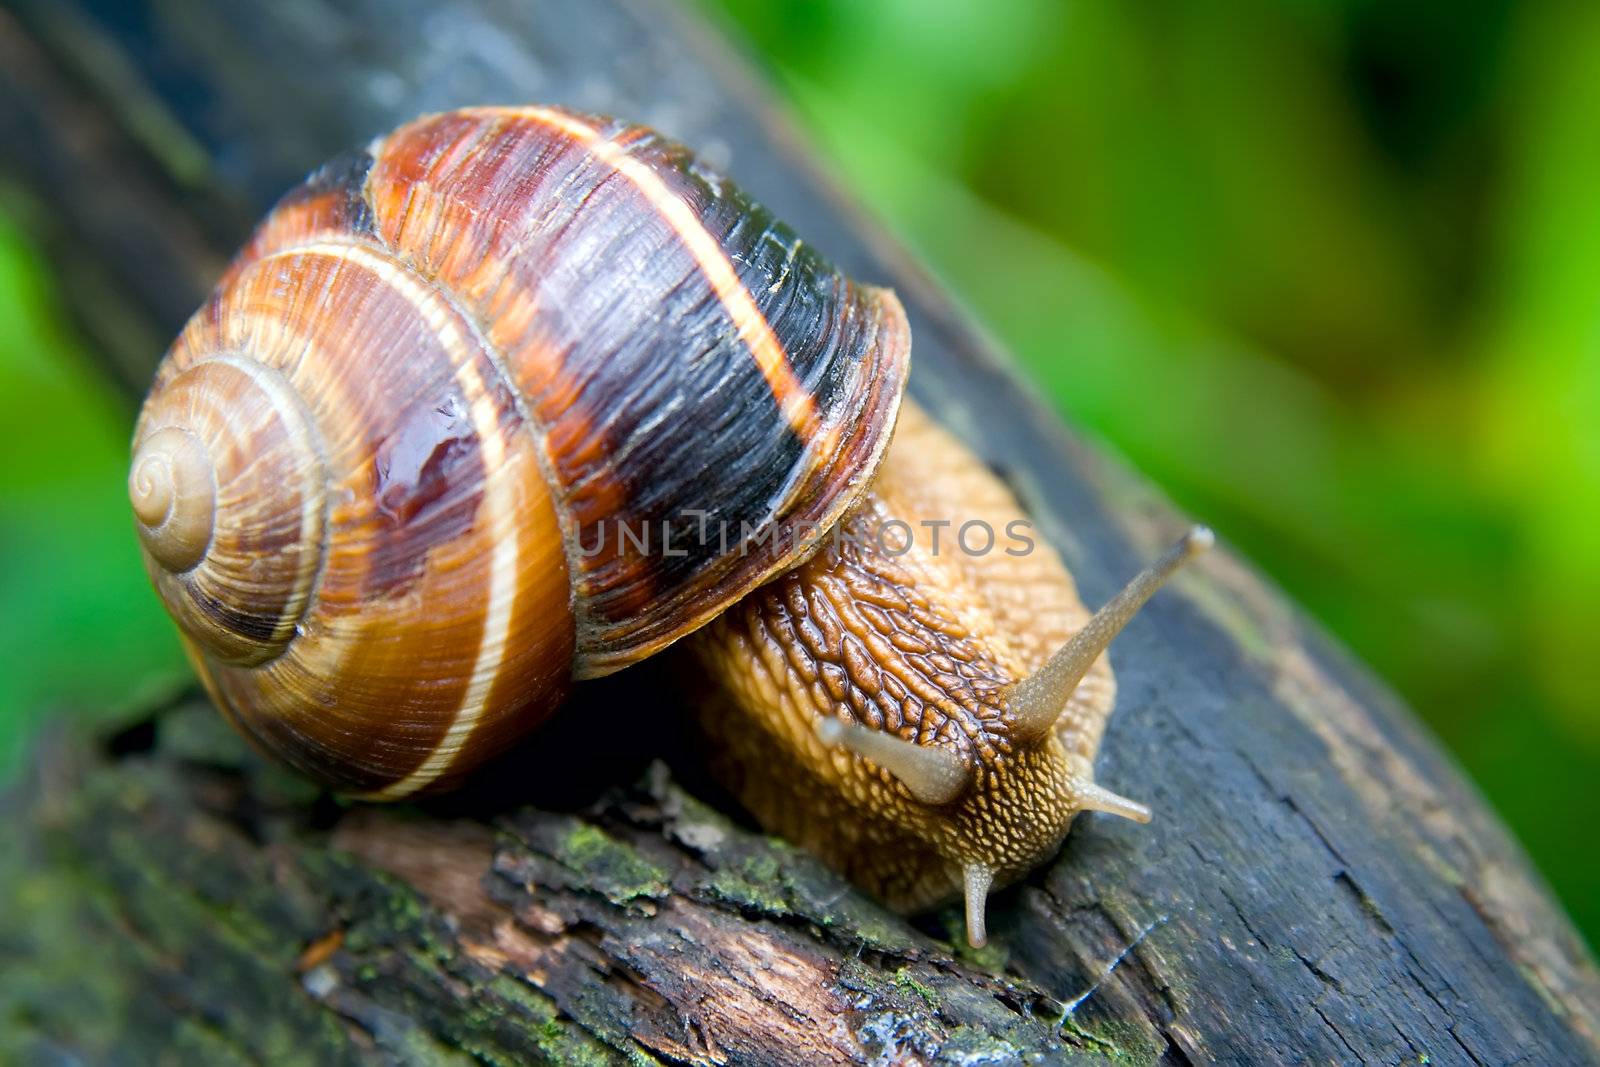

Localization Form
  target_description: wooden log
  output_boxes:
[1,0,1596,1063]
[5,695,1088,1064]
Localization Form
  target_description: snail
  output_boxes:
[129,105,1209,946]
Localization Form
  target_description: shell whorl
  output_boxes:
[135,238,576,797]
[129,427,214,573]
[131,105,910,796]
[131,355,327,667]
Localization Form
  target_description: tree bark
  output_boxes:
[1,0,1596,1063]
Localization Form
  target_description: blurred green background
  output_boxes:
[0,0,1595,945]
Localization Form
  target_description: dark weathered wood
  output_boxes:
[4,696,1086,1064]
[1,0,1596,1063]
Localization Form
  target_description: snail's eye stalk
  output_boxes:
[1008,526,1213,742]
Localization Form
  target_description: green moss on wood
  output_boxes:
[548,820,671,905]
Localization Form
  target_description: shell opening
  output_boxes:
[130,426,216,573]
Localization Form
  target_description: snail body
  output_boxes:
[692,404,1208,942]
[131,106,1205,944]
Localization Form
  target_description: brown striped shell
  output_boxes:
[129,106,910,797]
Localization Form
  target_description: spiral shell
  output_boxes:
[131,106,911,796]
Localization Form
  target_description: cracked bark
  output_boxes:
[1,0,1597,1063]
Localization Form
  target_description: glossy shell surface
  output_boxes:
[131,106,911,795]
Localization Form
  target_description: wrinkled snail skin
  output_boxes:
[129,105,910,797]
[131,104,1207,948]
[691,403,1209,945]
[688,404,1106,932]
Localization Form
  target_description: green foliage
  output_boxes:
[0,215,186,777]
[702,0,1599,942]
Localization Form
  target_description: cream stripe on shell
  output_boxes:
[499,105,844,496]
[263,240,526,800]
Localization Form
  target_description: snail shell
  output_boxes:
[130,106,910,797]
